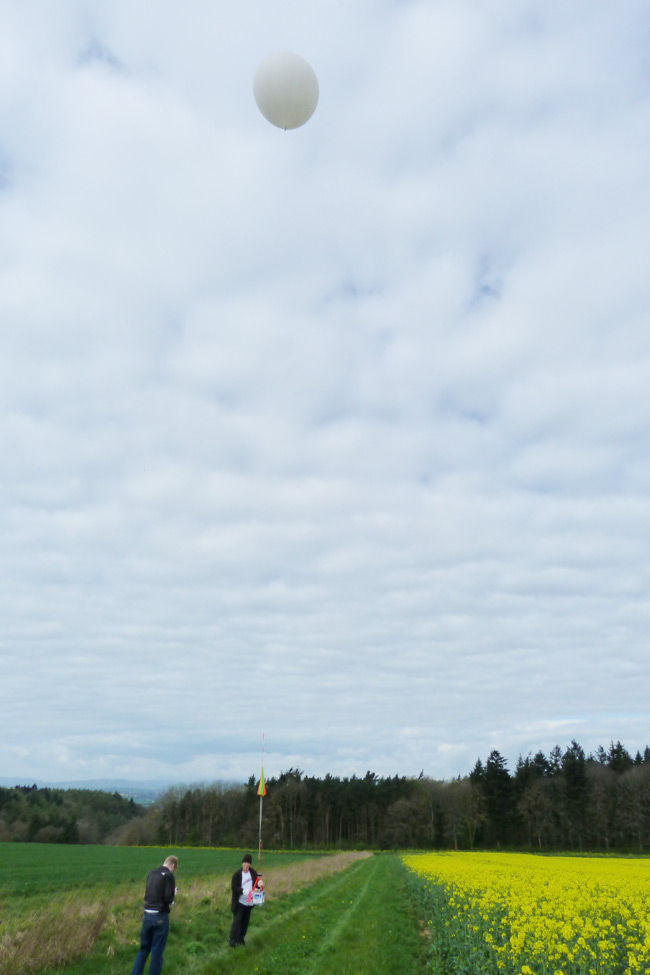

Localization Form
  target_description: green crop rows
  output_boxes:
[0,843,310,895]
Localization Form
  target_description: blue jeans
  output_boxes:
[132,912,170,975]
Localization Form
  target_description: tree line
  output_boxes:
[114,739,650,853]
[470,740,650,851]
[0,784,143,844]
[3,739,649,850]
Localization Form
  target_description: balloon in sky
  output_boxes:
[253,52,319,130]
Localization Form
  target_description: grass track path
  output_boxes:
[208,855,429,975]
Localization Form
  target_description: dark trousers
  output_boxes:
[132,912,170,975]
[229,903,253,945]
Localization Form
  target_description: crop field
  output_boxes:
[0,843,312,895]
[0,844,428,975]
[403,851,650,975]
[5,844,648,975]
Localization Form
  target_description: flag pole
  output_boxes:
[257,732,266,866]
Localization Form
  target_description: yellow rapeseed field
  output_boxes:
[402,851,650,975]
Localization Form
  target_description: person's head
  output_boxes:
[163,856,178,872]
[242,854,252,873]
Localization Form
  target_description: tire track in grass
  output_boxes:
[213,856,377,975]
[256,859,376,973]
[226,855,372,950]
[243,855,427,975]
[312,855,430,975]
[257,855,373,931]
[299,855,380,975]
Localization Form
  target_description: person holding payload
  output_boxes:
[228,853,264,947]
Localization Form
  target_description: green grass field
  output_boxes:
[0,844,429,975]
[0,843,312,895]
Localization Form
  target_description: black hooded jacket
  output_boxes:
[143,865,176,914]
[231,867,259,912]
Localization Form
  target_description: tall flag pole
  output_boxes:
[257,732,266,865]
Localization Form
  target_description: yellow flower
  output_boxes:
[402,850,650,975]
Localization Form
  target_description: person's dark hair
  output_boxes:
[242,854,253,864]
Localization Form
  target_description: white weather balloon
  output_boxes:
[253,52,319,130]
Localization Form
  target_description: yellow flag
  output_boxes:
[257,766,266,797]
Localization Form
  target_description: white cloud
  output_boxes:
[1,0,650,786]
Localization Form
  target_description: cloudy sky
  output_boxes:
[2,0,649,788]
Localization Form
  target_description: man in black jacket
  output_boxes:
[229,853,261,947]
[131,855,178,975]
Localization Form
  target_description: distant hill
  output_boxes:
[0,782,147,843]
[0,777,167,805]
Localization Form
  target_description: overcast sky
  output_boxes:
[1,0,649,789]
